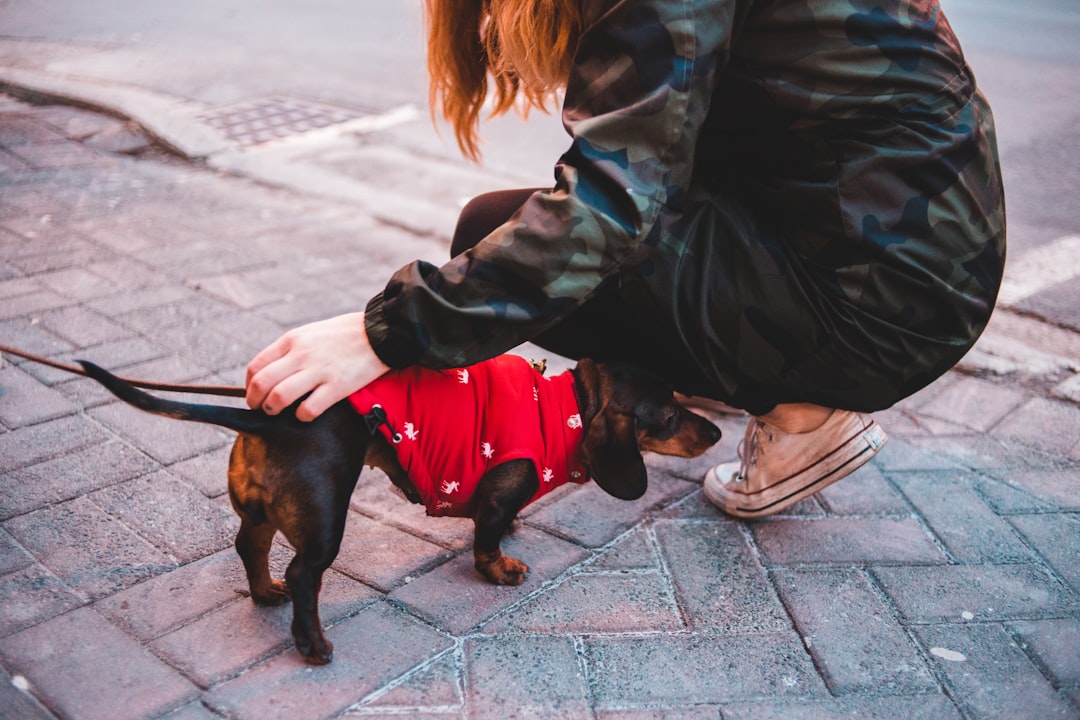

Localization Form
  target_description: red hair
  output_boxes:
[424,0,582,160]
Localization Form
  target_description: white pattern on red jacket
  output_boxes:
[348,355,589,517]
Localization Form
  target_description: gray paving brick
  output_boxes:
[912,622,1076,719]
[584,633,825,707]
[88,397,232,465]
[1009,617,1080,687]
[719,695,963,720]
[1,666,64,720]
[167,443,232,499]
[992,468,1080,511]
[95,548,262,641]
[815,462,911,516]
[32,266,120,300]
[0,415,105,473]
[3,496,176,600]
[871,437,963,473]
[597,709,721,720]
[0,438,158,520]
[525,472,698,548]
[465,635,591,720]
[89,470,236,563]
[771,567,937,695]
[0,528,32,575]
[0,317,73,357]
[360,652,462,711]
[150,568,378,686]
[0,289,72,321]
[918,375,1027,432]
[1009,513,1080,593]
[37,305,132,347]
[390,525,589,635]
[0,364,79,428]
[589,527,658,571]
[205,601,452,720]
[750,518,945,566]
[330,510,455,592]
[0,606,198,720]
[15,336,170,386]
[653,519,790,633]
[0,562,84,637]
[872,564,1078,624]
[892,472,1038,563]
[484,571,684,634]
[974,476,1057,514]
[993,398,1080,455]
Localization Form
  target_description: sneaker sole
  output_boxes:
[704,421,888,519]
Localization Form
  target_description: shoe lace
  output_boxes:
[734,419,773,482]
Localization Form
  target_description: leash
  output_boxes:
[0,342,247,398]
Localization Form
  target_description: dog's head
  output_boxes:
[572,358,722,501]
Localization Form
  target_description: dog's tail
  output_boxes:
[79,360,273,436]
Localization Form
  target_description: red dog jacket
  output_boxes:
[348,355,589,517]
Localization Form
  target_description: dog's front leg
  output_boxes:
[472,459,538,585]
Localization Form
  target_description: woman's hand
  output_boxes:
[245,312,390,422]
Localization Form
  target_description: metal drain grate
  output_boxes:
[197,96,368,147]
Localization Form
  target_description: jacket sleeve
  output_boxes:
[365,0,736,369]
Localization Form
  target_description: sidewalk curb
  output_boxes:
[0,65,233,159]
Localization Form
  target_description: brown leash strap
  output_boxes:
[0,342,247,398]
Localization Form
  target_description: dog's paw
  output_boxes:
[482,555,529,586]
[297,637,334,665]
[252,580,290,606]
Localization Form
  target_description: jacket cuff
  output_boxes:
[364,291,423,369]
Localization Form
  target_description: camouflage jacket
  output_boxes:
[364,0,1006,386]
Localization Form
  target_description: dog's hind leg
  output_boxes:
[235,518,289,605]
[472,459,539,586]
[227,436,289,605]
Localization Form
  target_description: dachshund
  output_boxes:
[79,355,721,665]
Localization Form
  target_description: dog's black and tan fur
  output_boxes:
[80,358,720,664]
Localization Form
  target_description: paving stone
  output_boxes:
[390,525,589,635]
[892,472,1038,563]
[360,652,462,711]
[2,496,176,600]
[872,564,1078,624]
[0,438,158,520]
[974,476,1057,514]
[597,709,721,720]
[88,397,232,465]
[589,527,658,571]
[0,667,55,720]
[484,571,684,634]
[1009,617,1080,687]
[718,695,963,720]
[525,472,698,548]
[993,398,1080,455]
[464,635,591,720]
[1009,513,1080,593]
[584,633,824,707]
[90,470,237,563]
[992,468,1080,511]
[653,519,789,634]
[771,567,937,695]
[0,562,85,637]
[0,288,73,320]
[0,363,79,428]
[205,601,452,720]
[95,548,262,641]
[150,567,377,687]
[905,433,1018,471]
[31,265,123,300]
[0,317,73,358]
[750,518,945,566]
[815,462,910,516]
[911,622,1076,719]
[168,443,233,499]
[918,375,1027,432]
[15,335,170,387]
[0,528,32,575]
[37,304,132,347]
[0,606,198,720]
[329,510,455,592]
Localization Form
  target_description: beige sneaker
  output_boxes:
[703,409,887,518]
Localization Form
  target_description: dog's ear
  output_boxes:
[582,409,648,500]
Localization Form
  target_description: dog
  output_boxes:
[80,355,721,664]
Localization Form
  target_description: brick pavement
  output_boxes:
[1,94,1079,719]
